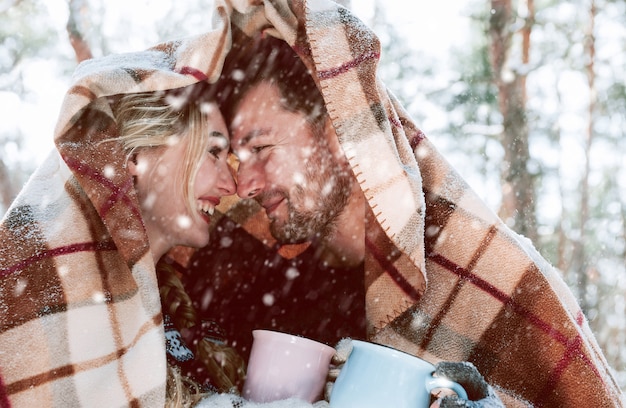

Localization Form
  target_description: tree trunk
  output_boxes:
[0,0,22,13]
[489,0,537,242]
[0,159,15,213]
[572,0,596,315]
[67,0,93,63]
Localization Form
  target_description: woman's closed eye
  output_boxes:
[208,146,223,159]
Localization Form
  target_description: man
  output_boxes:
[220,34,501,407]
[169,1,623,406]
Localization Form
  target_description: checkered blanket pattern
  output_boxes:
[1,0,623,407]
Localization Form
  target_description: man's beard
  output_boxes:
[267,152,353,245]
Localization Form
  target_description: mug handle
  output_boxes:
[426,375,469,401]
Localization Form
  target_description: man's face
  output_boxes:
[230,82,353,244]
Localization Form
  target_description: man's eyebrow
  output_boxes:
[239,128,270,147]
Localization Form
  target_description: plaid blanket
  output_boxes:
[0,0,623,407]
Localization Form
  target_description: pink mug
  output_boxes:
[243,330,336,403]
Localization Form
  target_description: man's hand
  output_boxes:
[432,362,505,408]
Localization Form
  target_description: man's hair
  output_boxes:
[217,32,327,132]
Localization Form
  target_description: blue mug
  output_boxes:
[330,341,468,408]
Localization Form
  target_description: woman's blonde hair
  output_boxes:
[165,363,206,408]
[112,88,214,219]
[111,87,242,407]
[158,262,246,399]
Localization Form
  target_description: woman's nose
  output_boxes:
[218,161,237,196]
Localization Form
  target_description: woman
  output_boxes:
[0,82,235,407]
[115,89,241,407]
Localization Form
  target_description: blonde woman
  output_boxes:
[0,83,235,407]
[113,90,241,407]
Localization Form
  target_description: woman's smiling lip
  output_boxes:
[199,196,221,207]
[197,196,221,223]
[199,210,211,224]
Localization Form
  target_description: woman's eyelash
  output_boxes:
[209,147,222,157]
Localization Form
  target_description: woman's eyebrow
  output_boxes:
[210,130,226,139]
[208,131,229,148]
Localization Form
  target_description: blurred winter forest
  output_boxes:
[1,0,625,389]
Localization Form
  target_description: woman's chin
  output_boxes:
[186,230,211,250]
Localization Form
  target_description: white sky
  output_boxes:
[1,0,472,168]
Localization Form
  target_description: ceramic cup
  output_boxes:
[329,340,468,408]
[243,330,336,403]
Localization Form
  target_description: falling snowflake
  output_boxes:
[220,236,233,248]
[103,164,115,179]
[263,293,275,306]
[12,278,27,297]
[92,291,106,303]
[176,215,192,228]
[285,267,300,280]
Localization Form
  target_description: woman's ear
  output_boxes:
[127,153,139,176]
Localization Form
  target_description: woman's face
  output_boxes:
[129,107,236,259]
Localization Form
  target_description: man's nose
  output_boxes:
[236,160,264,198]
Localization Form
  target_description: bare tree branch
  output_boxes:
[0,0,22,14]
[0,158,14,211]
[334,0,351,10]
[67,0,93,63]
